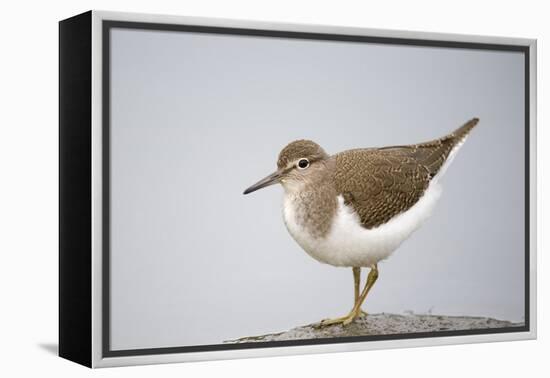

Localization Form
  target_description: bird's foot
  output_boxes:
[316,308,362,328]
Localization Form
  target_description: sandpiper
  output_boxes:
[243,118,479,327]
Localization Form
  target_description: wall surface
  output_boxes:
[0,0,546,377]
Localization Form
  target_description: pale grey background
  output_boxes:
[109,28,525,350]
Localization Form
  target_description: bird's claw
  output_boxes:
[315,309,364,328]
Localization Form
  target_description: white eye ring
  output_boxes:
[297,158,310,170]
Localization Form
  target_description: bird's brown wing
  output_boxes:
[334,118,478,229]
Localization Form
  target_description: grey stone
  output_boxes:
[224,313,524,343]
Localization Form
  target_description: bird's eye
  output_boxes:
[297,158,310,170]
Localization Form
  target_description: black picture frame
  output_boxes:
[59,10,536,368]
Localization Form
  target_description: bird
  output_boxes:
[243,118,479,327]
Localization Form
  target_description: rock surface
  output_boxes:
[225,313,523,343]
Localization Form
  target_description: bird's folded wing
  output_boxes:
[333,118,478,229]
[334,148,431,229]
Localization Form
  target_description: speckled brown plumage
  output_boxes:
[275,118,478,234]
[334,118,478,228]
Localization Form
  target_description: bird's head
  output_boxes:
[243,140,329,195]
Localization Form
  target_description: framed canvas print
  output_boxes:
[59,10,537,368]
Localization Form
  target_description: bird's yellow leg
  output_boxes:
[353,267,369,316]
[318,265,379,327]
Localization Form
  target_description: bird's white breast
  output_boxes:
[283,182,443,267]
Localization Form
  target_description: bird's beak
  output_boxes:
[243,169,283,195]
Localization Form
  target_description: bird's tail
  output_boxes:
[447,117,479,146]
[428,117,479,180]
[377,118,479,180]
[411,117,479,150]
[406,117,478,180]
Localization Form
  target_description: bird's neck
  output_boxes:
[283,166,338,239]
